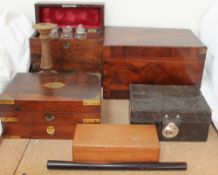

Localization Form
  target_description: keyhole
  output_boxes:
[63,42,70,49]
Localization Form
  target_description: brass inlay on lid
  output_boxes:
[44,82,65,89]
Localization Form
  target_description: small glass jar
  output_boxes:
[61,26,73,39]
[50,25,59,39]
[75,24,86,39]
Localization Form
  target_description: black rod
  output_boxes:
[47,160,187,171]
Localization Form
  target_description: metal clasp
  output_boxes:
[162,114,180,139]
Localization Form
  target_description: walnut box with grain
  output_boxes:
[103,27,207,99]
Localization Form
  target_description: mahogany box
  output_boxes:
[129,84,211,141]
[73,124,160,163]
[103,27,207,99]
[30,2,104,73]
[0,73,101,139]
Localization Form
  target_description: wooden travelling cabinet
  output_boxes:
[0,73,101,139]
[30,2,104,73]
[103,27,207,99]
[129,84,211,141]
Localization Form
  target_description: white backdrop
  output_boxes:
[0,0,216,35]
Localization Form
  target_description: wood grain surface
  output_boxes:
[104,27,205,47]
[0,73,100,101]
[73,124,160,163]
[103,27,206,99]
[30,37,103,73]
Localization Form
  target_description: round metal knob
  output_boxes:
[162,122,179,139]
[44,114,55,122]
[46,126,55,136]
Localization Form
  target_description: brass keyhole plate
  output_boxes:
[47,126,55,135]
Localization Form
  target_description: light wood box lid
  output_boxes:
[73,124,160,163]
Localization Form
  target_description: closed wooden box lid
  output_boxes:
[0,73,101,112]
[73,124,160,163]
[104,26,205,47]
[0,73,100,101]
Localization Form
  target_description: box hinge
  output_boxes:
[83,118,101,124]
[199,47,207,55]
[0,117,18,123]
[83,99,100,106]
[0,97,15,105]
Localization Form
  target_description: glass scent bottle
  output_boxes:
[50,26,59,39]
[61,26,73,39]
[75,24,86,39]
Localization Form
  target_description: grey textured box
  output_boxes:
[130,84,211,141]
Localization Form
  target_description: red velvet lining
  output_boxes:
[39,7,102,28]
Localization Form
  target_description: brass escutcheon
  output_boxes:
[46,126,55,135]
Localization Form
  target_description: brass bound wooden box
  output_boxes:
[0,73,101,139]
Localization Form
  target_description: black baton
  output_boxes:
[47,160,187,171]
